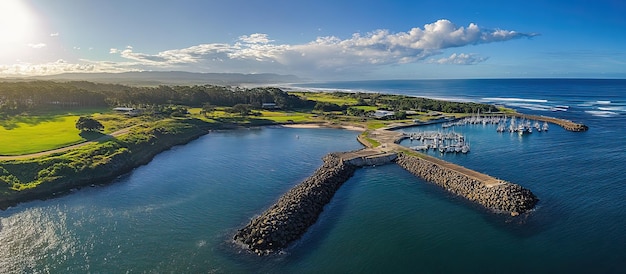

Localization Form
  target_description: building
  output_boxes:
[262,102,279,109]
[372,110,395,119]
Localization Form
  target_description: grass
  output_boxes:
[257,110,315,123]
[360,131,381,147]
[0,115,84,155]
[0,108,153,156]
[290,92,359,105]
[351,105,378,111]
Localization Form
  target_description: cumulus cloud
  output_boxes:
[3,19,537,76]
[0,59,136,76]
[50,32,59,37]
[431,53,488,65]
[238,33,273,44]
[109,20,535,72]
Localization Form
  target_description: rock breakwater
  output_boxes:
[395,153,538,214]
[233,153,357,255]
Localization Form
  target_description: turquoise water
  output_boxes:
[2,79,626,273]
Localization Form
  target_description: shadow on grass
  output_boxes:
[0,114,67,130]
[0,107,109,130]
[79,130,107,141]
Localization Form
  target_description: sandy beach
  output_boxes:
[281,123,366,132]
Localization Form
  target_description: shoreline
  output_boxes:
[280,123,366,132]
[0,111,585,210]
[234,117,541,255]
[0,119,212,210]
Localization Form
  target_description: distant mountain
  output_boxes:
[27,71,303,86]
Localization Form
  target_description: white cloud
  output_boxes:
[238,33,273,44]
[0,59,144,76]
[108,20,534,72]
[50,32,59,37]
[431,53,488,65]
[2,19,538,77]
[27,43,46,49]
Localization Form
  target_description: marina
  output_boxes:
[443,114,550,135]
[406,131,470,153]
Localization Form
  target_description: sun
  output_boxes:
[0,0,37,57]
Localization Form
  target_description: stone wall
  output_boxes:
[233,153,357,255]
[395,153,538,214]
[345,152,397,167]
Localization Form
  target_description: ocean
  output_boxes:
[1,79,625,273]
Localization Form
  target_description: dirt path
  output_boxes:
[0,127,133,160]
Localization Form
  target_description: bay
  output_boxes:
[1,79,626,273]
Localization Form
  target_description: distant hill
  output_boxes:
[26,71,302,86]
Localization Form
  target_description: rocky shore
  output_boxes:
[233,153,357,255]
[395,153,538,214]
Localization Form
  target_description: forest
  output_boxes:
[0,81,497,117]
[0,81,312,116]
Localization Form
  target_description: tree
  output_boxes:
[76,116,104,132]
[231,104,251,116]
[200,103,215,117]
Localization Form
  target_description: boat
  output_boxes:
[518,124,532,135]
[496,123,506,132]
[462,145,470,154]
[534,121,541,132]
[542,121,549,131]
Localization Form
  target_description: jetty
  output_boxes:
[234,115,586,255]
[508,113,588,132]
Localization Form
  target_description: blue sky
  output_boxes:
[1,0,624,79]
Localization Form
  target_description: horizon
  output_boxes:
[1,0,625,80]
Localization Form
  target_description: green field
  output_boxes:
[351,105,378,111]
[256,110,315,123]
[0,108,132,156]
[0,115,84,155]
[290,92,359,105]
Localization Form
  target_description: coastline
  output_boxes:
[281,123,366,132]
[0,119,213,210]
[234,116,543,255]
[0,111,585,211]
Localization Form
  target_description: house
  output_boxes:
[113,107,135,112]
[262,103,279,109]
[372,110,395,119]
[113,107,142,116]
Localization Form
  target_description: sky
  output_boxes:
[1,0,625,80]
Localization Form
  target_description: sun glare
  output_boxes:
[0,0,37,57]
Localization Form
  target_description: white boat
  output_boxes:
[534,121,541,131]
[518,124,532,135]
[542,121,549,131]
[497,123,506,132]
[461,142,470,154]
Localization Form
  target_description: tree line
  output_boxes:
[325,92,498,114]
[0,81,497,117]
[0,81,313,115]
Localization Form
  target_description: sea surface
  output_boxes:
[1,79,626,273]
